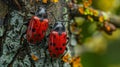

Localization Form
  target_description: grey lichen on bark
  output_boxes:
[0,0,72,67]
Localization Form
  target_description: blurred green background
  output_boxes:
[75,0,120,67]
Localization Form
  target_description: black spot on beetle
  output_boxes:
[60,48,62,50]
[38,34,40,36]
[53,43,56,46]
[50,43,53,46]
[63,44,65,46]
[55,48,58,51]
[32,28,36,32]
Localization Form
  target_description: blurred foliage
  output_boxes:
[74,0,120,67]
[81,38,120,67]
[74,17,97,43]
[92,0,116,11]
[114,6,120,15]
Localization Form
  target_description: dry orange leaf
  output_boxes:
[62,53,71,63]
[31,54,39,61]
[89,8,94,13]
[70,57,82,67]
[83,1,91,8]
[106,26,111,31]
[42,0,48,3]
[51,0,59,3]
[70,57,81,63]
[78,7,84,14]
[88,0,92,5]
[72,63,82,67]
[62,55,82,67]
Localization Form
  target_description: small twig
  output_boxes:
[13,0,21,10]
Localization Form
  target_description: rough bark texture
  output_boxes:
[0,0,72,67]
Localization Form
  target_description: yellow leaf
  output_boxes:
[93,10,99,16]
[88,16,93,22]
[99,16,104,22]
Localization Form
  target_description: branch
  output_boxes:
[67,2,120,34]
[109,15,120,27]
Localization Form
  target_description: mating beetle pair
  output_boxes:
[26,6,68,58]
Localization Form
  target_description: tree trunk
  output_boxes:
[0,0,72,67]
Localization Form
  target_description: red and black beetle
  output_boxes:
[26,7,49,44]
[48,22,67,58]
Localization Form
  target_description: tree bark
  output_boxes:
[0,0,72,67]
